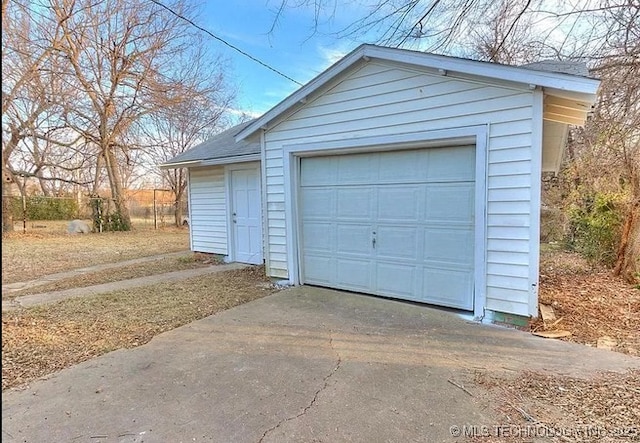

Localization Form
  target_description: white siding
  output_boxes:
[264,60,537,316]
[188,166,228,255]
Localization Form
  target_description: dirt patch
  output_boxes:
[535,246,640,356]
[466,245,640,441]
[2,266,277,390]
[471,369,640,442]
[2,226,189,284]
[3,254,220,300]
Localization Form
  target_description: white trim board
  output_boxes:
[282,125,488,320]
[528,89,544,317]
[260,130,271,273]
[186,169,194,252]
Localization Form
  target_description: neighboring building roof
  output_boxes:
[236,44,600,141]
[520,60,590,77]
[160,119,260,168]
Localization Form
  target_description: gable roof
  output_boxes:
[236,44,600,141]
[160,119,260,169]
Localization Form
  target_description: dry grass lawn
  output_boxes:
[2,225,277,391]
[3,254,218,300]
[2,222,190,284]
[2,266,276,390]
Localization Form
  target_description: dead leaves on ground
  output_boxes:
[474,370,640,442]
[534,249,640,356]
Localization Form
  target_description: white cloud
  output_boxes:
[318,43,353,68]
[226,107,263,119]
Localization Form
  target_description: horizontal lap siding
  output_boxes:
[189,166,228,255]
[264,61,535,315]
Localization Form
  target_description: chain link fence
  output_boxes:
[2,191,188,233]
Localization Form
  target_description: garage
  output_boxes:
[299,146,476,310]
[165,44,600,321]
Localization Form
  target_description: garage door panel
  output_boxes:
[301,157,336,186]
[302,222,333,252]
[376,225,419,260]
[336,258,371,290]
[338,155,376,184]
[425,184,474,222]
[424,228,474,265]
[301,188,333,218]
[337,224,372,255]
[423,267,474,309]
[303,255,333,285]
[378,150,424,182]
[337,188,373,219]
[375,262,418,298]
[426,146,475,182]
[377,187,421,222]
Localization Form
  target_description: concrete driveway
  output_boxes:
[3,286,639,443]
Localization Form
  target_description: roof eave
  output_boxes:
[159,160,203,170]
[199,153,261,166]
[365,46,601,95]
[236,44,600,141]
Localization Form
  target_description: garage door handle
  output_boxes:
[372,232,376,249]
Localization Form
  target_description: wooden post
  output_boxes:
[22,195,26,233]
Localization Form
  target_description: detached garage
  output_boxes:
[162,44,599,322]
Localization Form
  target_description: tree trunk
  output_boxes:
[103,146,131,230]
[174,199,183,227]
[173,185,185,227]
[2,126,22,233]
[36,172,51,196]
[614,201,640,284]
[2,163,14,233]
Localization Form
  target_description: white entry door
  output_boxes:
[231,167,262,264]
[300,147,475,310]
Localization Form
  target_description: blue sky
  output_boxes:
[194,1,591,121]
[198,1,368,118]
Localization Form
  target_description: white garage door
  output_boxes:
[300,146,475,310]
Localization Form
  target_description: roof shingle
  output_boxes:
[162,119,260,166]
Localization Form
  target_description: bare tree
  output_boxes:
[464,0,639,280]
[142,52,234,225]
[467,0,542,64]
[49,0,208,230]
[579,2,639,282]
[2,0,67,231]
[3,0,235,231]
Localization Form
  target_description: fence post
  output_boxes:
[153,189,157,230]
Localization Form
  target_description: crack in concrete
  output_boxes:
[257,333,342,443]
